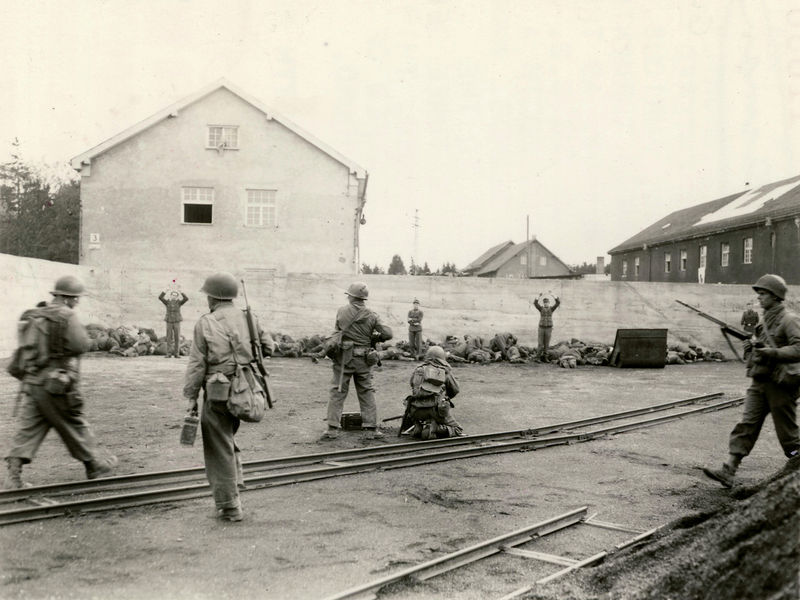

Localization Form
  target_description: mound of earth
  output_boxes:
[526,458,800,600]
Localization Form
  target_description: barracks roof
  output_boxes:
[70,78,367,178]
[463,240,515,273]
[608,174,800,254]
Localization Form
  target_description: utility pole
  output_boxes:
[412,209,420,275]
[526,215,531,279]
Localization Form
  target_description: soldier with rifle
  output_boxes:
[183,272,274,521]
[320,282,393,441]
[679,274,800,487]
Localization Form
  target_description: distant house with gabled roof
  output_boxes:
[608,174,800,284]
[70,79,369,276]
[463,238,574,278]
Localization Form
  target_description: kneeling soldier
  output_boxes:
[402,346,464,439]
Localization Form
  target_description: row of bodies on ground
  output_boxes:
[85,324,727,367]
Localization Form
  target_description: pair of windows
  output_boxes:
[182,187,276,226]
[621,257,640,278]
[719,238,753,267]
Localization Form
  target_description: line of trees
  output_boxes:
[0,140,80,264]
[362,255,459,276]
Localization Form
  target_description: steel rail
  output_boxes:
[321,507,590,600]
[0,392,723,503]
[0,396,742,526]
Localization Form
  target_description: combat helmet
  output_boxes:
[345,282,369,300]
[200,272,238,300]
[425,345,447,363]
[752,274,787,301]
[50,275,85,297]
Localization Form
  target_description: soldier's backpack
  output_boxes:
[6,307,53,380]
[410,363,447,398]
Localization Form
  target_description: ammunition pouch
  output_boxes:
[43,369,73,396]
[365,349,380,366]
[206,372,232,401]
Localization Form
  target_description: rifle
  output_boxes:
[675,300,753,362]
[241,280,274,409]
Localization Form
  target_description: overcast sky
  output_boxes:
[3,0,799,271]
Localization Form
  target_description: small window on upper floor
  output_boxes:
[207,125,239,150]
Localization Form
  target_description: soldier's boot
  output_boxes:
[362,427,384,440]
[3,457,24,489]
[702,454,741,488]
[411,423,424,439]
[85,455,119,480]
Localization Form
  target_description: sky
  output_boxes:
[3,0,800,271]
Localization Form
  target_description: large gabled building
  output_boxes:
[70,79,369,276]
[608,174,800,284]
[463,238,574,279]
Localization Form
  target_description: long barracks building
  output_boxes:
[608,174,800,285]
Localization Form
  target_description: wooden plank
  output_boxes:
[501,547,577,566]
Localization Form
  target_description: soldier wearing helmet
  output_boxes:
[183,272,275,521]
[4,276,118,489]
[320,282,393,440]
[400,345,464,439]
[703,273,800,488]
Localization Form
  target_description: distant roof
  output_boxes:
[609,174,800,254]
[70,78,367,177]
[475,239,572,276]
[463,240,514,273]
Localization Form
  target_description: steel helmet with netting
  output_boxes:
[200,272,239,299]
[345,282,369,299]
[50,275,85,297]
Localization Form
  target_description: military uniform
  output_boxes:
[534,296,560,358]
[404,347,463,439]
[323,284,392,438]
[4,276,117,488]
[407,301,424,359]
[159,291,189,357]
[183,273,274,520]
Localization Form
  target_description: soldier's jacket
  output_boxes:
[159,292,189,323]
[24,302,90,385]
[747,304,800,379]
[407,308,423,332]
[408,358,460,406]
[334,300,393,347]
[534,298,560,328]
[183,302,274,400]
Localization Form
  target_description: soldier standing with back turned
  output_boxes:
[4,276,118,488]
[320,282,393,441]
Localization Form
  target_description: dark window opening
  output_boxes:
[184,204,212,224]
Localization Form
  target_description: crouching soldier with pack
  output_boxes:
[402,346,464,439]
[4,276,117,488]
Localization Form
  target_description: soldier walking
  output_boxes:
[159,288,189,358]
[703,274,800,487]
[183,272,274,521]
[534,292,561,360]
[4,276,118,488]
[320,282,393,441]
[407,299,424,360]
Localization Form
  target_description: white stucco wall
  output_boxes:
[78,87,362,275]
[4,253,794,360]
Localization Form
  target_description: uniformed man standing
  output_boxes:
[159,289,189,358]
[321,282,393,440]
[407,299,424,360]
[534,292,561,360]
[703,274,800,488]
[183,272,274,521]
[4,276,118,488]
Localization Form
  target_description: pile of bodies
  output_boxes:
[86,324,190,357]
[84,326,727,366]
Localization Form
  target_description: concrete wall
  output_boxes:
[79,87,362,275]
[5,253,799,359]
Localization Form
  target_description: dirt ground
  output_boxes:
[0,355,793,599]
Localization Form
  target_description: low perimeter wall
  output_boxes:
[3,253,797,359]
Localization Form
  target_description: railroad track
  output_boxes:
[0,392,739,526]
[322,506,662,600]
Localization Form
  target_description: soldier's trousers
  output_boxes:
[201,398,242,510]
[538,326,553,355]
[166,322,181,356]
[5,384,97,464]
[409,330,422,358]
[729,379,800,458]
[326,356,377,428]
